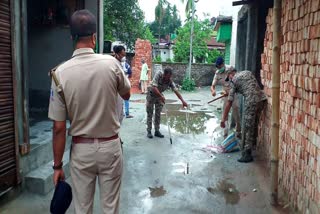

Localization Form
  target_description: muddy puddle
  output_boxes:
[207,180,240,204]
[161,103,220,135]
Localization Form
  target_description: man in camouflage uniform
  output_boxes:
[146,67,188,138]
[211,57,241,137]
[221,70,267,163]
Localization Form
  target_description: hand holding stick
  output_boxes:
[207,93,227,104]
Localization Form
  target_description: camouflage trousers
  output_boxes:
[146,94,164,132]
[242,100,267,151]
[223,95,241,135]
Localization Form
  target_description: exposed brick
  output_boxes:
[311,0,320,13]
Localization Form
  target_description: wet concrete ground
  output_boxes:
[0,87,291,214]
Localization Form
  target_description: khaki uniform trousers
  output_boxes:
[70,138,123,214]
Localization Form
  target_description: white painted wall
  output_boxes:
[230,11,238,66]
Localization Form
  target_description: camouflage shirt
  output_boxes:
[149,71,177,93]
[228,70,267,103]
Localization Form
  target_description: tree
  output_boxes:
[149,3,181,41]
[140,26,157,44]
[104,0,145,49]
[173,19,213,63]
[180,0,199,17]
[155,0,169,45]
[207,49,223,64]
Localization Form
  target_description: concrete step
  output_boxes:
[24,149,71,195]
[21,135,71,176]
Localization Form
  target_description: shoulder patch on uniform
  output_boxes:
[50,88,54,101]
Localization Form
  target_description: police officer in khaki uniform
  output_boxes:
[146,67,188,138]
[49,10,131,214]
[221,70,267,163]
[211,57,241,138]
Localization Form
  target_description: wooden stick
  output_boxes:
[207,94,227,104]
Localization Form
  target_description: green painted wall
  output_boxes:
[224,41,231,65]
[217,24,232,43]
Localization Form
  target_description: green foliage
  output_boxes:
[166,58,173,63]
[141,26,157,44]
[153,55,162,62]
[180,0,193,17]
[181,77,196,91]
[149,3,182,40]
[207,49,223,64]
[104,0,145,49]
[174,19,213,63]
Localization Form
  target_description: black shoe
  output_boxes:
[147,131,153,138]
[237,150,253,163]
[154,131,164,138]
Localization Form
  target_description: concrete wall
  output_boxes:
[28,27,73,114]
[28,0,99,114]
[152,63,216,87]
[85,0,98,18]
[259,1,320,213]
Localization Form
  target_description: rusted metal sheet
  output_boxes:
[0,0,17,193]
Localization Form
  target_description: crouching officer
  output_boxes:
[146,67,188,138]
[220,70,267,163]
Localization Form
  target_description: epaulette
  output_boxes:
[49,62,66,105]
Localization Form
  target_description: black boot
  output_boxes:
[238,149,253,163]
[154,131,164,138]
[147,131,153,138]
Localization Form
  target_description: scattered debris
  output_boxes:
[252,189,257,192]
[149,186,167,198]
[228,188,234,193]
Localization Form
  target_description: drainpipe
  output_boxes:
[271,0,281,205]
[187,0,195,79]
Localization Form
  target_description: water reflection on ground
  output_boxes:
[161,103,221,136]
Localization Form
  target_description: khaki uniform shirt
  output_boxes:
[48,48,131,138]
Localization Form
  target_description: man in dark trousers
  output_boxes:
[221,70,267,163]
[146,67,188,138]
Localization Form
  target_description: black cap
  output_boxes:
[50,181,72,214]
[215,56,224,68]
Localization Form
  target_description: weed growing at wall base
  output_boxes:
[181,77,196,91]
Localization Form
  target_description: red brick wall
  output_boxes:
[130,39,152,93]
[259,1,320,213]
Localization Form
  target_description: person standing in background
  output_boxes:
[140,59,149,94]
[121,59,133,118]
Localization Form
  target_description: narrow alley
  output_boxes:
[0,88,290,214]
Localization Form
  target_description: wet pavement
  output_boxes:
[0,87,291,214]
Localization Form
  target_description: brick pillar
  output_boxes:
[131,39,152,94]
